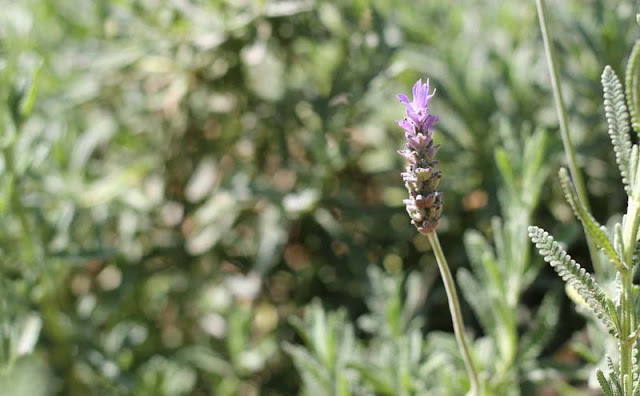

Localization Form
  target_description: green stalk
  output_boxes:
[621,271,633,395]
[427,232,480,396]
[621,195,640,395]
[535,0,604,277]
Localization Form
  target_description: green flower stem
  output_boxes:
[427,232,480,396]
[535,0,604,277]
[621,271,633,395]
[621,196,640,394]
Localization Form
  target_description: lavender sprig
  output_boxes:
[397,79,443,234]
[397,80,481,395]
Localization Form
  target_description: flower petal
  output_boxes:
[412,79,423,102]
[396,94,410,104]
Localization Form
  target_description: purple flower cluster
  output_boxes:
[397,79,443,234]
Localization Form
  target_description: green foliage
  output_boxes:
[285,302,359,396]
[285,267,469,396]
[529,20,640,393]
[457,126,560,395]
[0,0,637,394]
[289,110,561,396]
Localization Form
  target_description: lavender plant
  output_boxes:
[396,79,480,394]
[286,121,561,395]
[397,80,562,394]
[528,31,640,396]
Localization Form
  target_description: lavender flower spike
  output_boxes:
[396,80,480,394]
[397,79,443,234]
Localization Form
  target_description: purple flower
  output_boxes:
[397,79,440,133]
[397,79,443,234]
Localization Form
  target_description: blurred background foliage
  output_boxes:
[0,0,639,395]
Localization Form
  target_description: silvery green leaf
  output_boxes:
[559,168,625,272]
[626,40,640,136]
[528,226,619,337]
[602,65,632,194]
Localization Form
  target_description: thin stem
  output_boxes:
[535,0,604,277]
[427,232,480,396]
[620,271,633,395]
[621,194,640,395]
[535,0,586,205]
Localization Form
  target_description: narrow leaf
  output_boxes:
[495,148,518,199]
[19,61,42,119]
[457,269,495,334]
[349,363,394,395]
[283,343,333,393]
[463,230,493,286]
[603,65,633,193]
[611,371,623,396]
[559,168,625,271]
[597,369,614,396]
[625,40,640,135]
[631,145,639,188]
[615,223,626,264]
[522,128,550,206]
[528,226,619,337]
[519,292,560,362]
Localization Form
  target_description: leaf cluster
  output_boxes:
[528,35,640,395]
